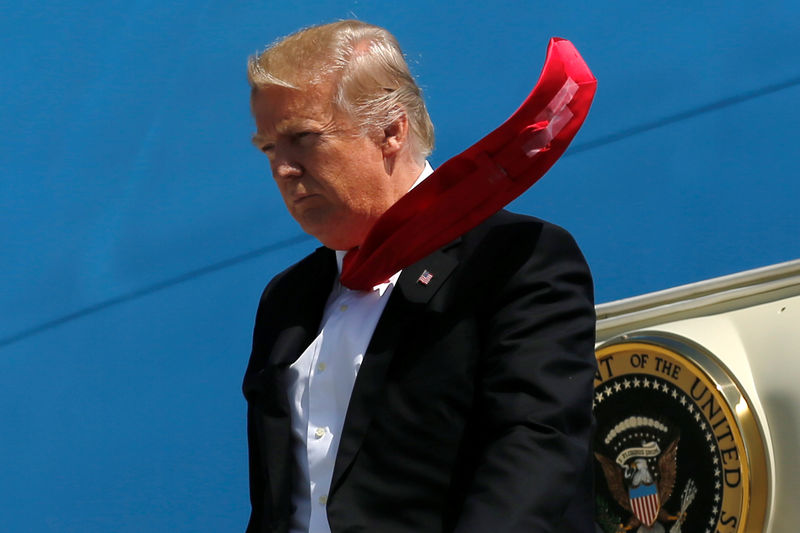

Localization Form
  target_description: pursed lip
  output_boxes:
[292,192,319,206]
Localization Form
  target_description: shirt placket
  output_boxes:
[306,289,354,531]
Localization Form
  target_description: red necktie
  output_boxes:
[340,37,596,291]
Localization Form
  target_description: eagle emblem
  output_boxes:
[595,416,695,532]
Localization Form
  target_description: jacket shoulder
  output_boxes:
[460,209,588,267]
[258,246,335,305]
[445,209,593,312]
[465,209,577,244]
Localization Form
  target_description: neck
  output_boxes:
[386,152,425,201]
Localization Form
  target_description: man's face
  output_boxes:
[251,79,397,251]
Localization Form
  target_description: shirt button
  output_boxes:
[314,427,326,439]
[319,495,328,505]
[339,304,348,312]
[317,362,326,372]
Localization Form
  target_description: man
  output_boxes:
[243,20,597,533]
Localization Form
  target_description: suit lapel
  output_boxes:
[269,247,338,369]
[330,243,460,494]
[246,247,337,516]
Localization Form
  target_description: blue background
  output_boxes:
[1,2,798,531]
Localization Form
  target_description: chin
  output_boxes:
[314,229,365,251]
[298,214,368,251]
[300,225,346,250]
[318,236,358,251]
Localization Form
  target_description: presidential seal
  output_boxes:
[593,334,769,533]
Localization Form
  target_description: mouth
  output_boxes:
[293,193,318,206]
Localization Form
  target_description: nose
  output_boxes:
[272,158,302,181]
[271,143,303,181]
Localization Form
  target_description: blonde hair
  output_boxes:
[248,20,434,160]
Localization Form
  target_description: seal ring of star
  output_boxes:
[592,333,769,533]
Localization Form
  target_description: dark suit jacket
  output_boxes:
[243,210,597,532]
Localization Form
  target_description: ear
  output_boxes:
[380,112,409,158]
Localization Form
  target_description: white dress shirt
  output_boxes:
[286,162,433,533]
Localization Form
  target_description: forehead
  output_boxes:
[251,81,338,135]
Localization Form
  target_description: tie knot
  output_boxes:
[341,247,390,289]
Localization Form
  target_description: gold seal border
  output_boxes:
[595,332,770,533]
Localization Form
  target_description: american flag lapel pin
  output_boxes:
[417,269,434,285]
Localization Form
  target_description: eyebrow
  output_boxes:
[251,118,329,149]
[251,132,269,148]
[250,121,303,148]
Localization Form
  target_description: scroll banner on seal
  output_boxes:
[615,441,661,466]
[340,37,597,290]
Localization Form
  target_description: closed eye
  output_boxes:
[294,131,319,145]
[251,132,274,154]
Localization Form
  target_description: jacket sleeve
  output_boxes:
[245,404,267,532]
[455,222,597,532]
[243,280,274,533]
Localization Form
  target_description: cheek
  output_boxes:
[306,141,383,205]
